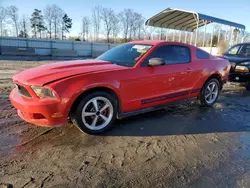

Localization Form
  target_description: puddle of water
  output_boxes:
[0,70,17,74]
[237,133,250,159]
[0,94,9,98]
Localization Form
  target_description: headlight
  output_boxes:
[31,86,56,98]
[235,65,249,73]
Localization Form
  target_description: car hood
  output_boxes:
[223,55,250,64]
[13,59,127,86]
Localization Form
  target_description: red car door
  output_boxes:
[120,45,198,112]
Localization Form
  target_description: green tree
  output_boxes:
[30,9,46,38]
[61,14,72,40]
[212,35,218,47]
[18,30,28,38]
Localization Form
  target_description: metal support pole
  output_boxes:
[179,31,181,42]
[184,31,187,43]
[194,28,198,46]
[190,32,193,45]
[241,29,245,43]
[165,29,169,41]
[26,38,28,48]
[202,21,207,47]
[217,24,221,44]
[229,27,233,46]
[194,13,199,47]
[159,28,162,40]
[151,27,154,40]
[225,27,228,41]
[210,24,215,54]
[91,42,93,57]
[236,28,239,44]
[143,25,147,40]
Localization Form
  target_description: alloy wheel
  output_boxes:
[205,82,219,104]
[81,97,114,130]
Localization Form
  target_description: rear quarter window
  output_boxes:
[196,49,210,59]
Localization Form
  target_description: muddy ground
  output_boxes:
[0,60,250,188]
[0,60,54,95]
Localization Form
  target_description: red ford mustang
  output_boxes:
[10,41,230,134]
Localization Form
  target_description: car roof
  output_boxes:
[128,40,192,47]
[232,42,250,46]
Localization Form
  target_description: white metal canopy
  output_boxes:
[145,8,245,32]
[145,8,246,49]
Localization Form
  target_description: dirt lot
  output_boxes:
[0,60,54,95]
[1,60,250,188]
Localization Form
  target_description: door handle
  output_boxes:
[186,68,192,73]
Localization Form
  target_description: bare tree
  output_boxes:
[243,31,250,42]
[128,12,136,40]
[44,5,64,39]
[7,5,19,36]
[0,6,7,36]
[44,5,53,39]
[101,8,115,43]
[51,5,64,39]
[143,26,155,40]
[119,9,133,42]
[92,5,102,41]
[111,14,119,43]
[19,15,29,37]
[82,16,90,41]
[134,14,144,40]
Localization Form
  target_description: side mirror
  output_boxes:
[148,58,165,66]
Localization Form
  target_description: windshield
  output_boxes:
[96,43,153,67]
[227,45,241,56]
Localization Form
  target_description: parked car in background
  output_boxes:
[10,41,230,134]
[223,43,250,90]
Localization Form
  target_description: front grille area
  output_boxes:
[16,84,32,97]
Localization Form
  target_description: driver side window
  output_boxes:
[238,45,250,57]
[141,45,191,66]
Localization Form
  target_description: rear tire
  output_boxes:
[199,78,220,107]
[71,92,117,134]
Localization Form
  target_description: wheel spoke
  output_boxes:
[207,86,212,92]
[209,94,213,101]
[100,103,109,112]
[205,93,210,99]
[211,83,215,91]
[92,99,99,112]
[100,114,108,122]
[91,116,98,127]
[212,92,217,95]
[84,112,95,117]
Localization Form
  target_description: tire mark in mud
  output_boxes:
[16,128,53,147]
[20,177,34,188]
[40,173,53,188]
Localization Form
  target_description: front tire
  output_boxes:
[199,78,220,107]
[72,92,117,134]
[246,82,250,91]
